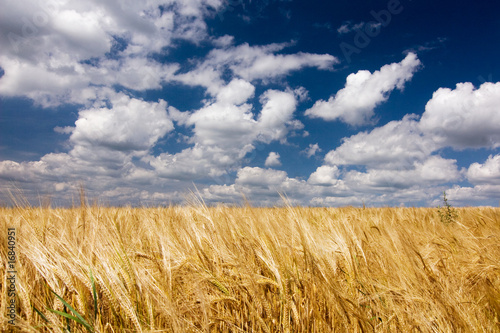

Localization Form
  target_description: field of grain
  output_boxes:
[1,204,499,332]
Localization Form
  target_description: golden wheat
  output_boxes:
[1,205,499,332]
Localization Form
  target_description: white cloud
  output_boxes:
[305,52,421,125]
[342,156,461,191]
[325,115,436,169]
[310,196,364,207]
[181,42,338,89]
[0,91,179,205]
[88,57,180,92]
[419,82,500,149]
[337,21,382,35]
[265,152,281,167]
[257,89,298,143]
[216,78,255,105]
[236,167,288,188]
[211,34,234,47]
[201,184,239,203]
[337,21,366,35]
[187,98,257,149]
[302,143,322,158]
[69,93,173,153]
[200,162,456,207]
[418,156,462,182]
[186,86,298,149]
[167,106,191,125]
[442,184,500,207]
[238,51,337,82]
[308,166,339,186]
[303,78,500,206]
[0,0,337,108]
[323,81,500,173]
[0,56,91,107]
[0,0,340,207]
[467,154,500,185]
[144,144,253,180]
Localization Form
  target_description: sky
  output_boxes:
[0,0,499,207]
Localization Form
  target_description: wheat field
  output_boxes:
[1,202,499,332]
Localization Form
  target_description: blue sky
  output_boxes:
[1,0,499,206]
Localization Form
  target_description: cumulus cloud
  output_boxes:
[187,98,257,148]
[69,93,173,153]
[144,144,254,180]
[257,89,298,142]
[87,57,180,92]
[14,91,175,183]
[302,143,322,158]
[237,51,337,82]
[236,167,288,188]
[186,85,298,150]
[305,52,421,125]
[0,92,177,205]
[325,115,436,169]
[419,82,500,149]
[216,78,255,105]
[343,156,461,192]
[265,152,282,167]
[308,166,339,186]
[467,154,500,185]
[223,42,337,81]
[441,184,500,207]
[324,81,500,171]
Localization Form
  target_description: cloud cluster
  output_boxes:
[305,81,500,206]
[201,79,500,207]
[1,0,499,207]
[143,81,303,182]
[0,0,342,205]
[0,0,222,106]
[1,0,336,107]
